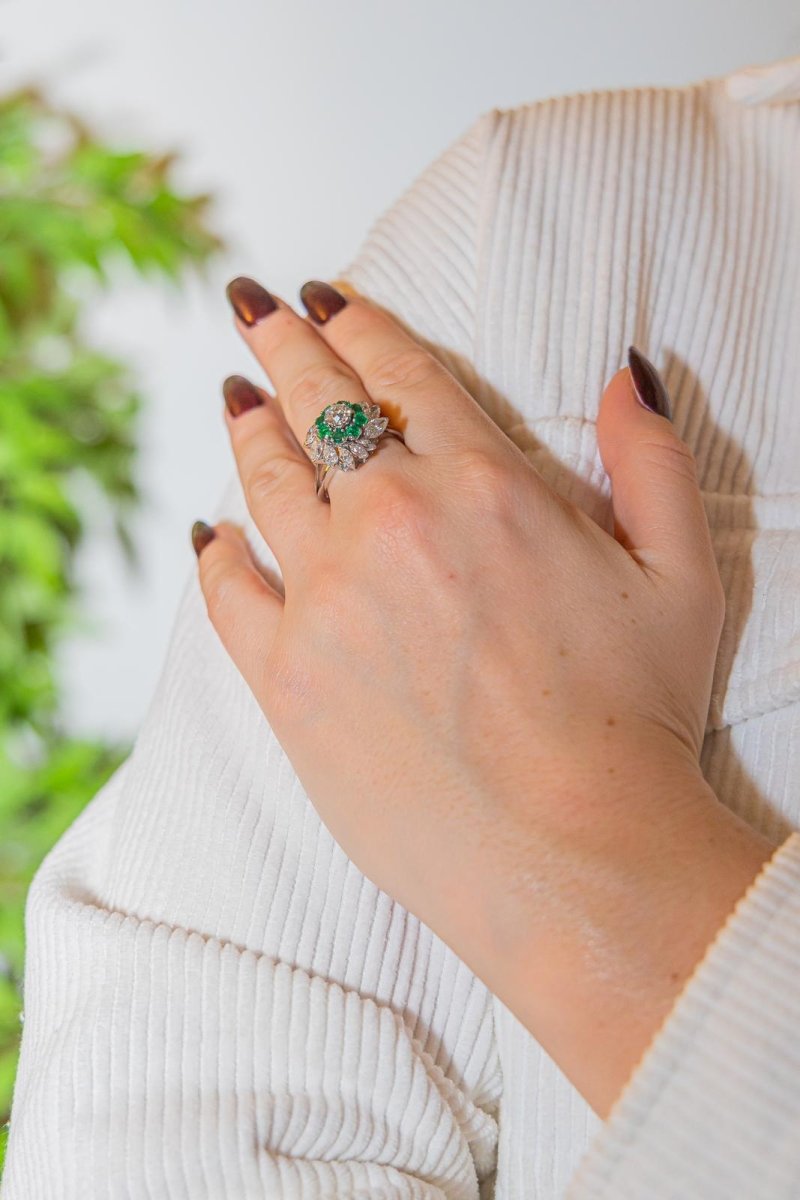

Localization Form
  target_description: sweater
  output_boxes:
[3,51,800,1200]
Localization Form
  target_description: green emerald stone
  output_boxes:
[315,405,369,443]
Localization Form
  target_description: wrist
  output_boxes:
[462,767,778,1116]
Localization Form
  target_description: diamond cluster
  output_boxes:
[304,402,389,472]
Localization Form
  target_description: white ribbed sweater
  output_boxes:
[4,54,800,1200]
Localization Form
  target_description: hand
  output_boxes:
[194,276,777,1116]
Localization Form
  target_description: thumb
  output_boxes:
[596,346,716,581]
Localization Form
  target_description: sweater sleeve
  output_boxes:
[3,804,497,1199]
[567,829,800,1199]
[0,109,502,1200]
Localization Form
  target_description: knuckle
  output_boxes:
[364,472,424,526]
[455,447,517,514]
[357,472,430,551]
[367,344,442,394]
[642,434,700,485]
[286,361,355,414]
[245,455,286,508]
[201,557,236,624]
[462,446,510,488]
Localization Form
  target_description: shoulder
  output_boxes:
[479,52,800,168]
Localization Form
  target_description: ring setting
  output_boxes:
[304,401,403,501]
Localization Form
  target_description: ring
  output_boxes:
[304,401,406,503]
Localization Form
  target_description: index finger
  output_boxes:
[298,279,504,454]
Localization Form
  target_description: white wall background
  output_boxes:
[2,0,798,741]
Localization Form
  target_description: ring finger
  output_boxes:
[225,275,410,494]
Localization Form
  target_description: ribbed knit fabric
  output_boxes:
[3,53,800,1199]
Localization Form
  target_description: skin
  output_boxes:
[195,278,778,1119]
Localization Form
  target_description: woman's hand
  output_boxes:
[194,276,777,1115]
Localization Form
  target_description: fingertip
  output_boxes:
[298,280,349,325]
[225,276,279,327]
[603,363,634,399]
[222,374,266,418]
[596,365,637,451]
[627,345,673,420]
[191,520,216,558]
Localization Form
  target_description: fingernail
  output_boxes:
[192,520,216,557]
[299,280,348,325]
[627,345,673,421]
[226,276,278,326]
[223,374,264,417]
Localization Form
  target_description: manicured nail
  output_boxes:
[627,345,673,421]
[299,280,348,325]
[191,520,216,557]
[226,276,278,326]
[223,374,264,417]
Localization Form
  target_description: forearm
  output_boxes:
[461,766,778,1118]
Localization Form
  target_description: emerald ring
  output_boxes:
[303,400,405,503]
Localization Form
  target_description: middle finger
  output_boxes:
[225,275,410,472]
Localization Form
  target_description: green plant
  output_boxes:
[0,85,222,1171]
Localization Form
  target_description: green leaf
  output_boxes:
[0,84,222,1144]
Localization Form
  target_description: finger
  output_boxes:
[596,347,720,588]
[224,276,410,476]
[192,519,283,698]
[297,279,505,454]
[222,374,327,571]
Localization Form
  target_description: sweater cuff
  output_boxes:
[567,829,800,1199]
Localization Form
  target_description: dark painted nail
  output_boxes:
[191,520,216,557]
[627,345,673,421]
[223,374,264,417]
[299,280,348,325]
[226,276,278,326]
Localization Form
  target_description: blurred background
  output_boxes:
[0,0,798,1162]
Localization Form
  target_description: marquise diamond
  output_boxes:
[363,417,388,440]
